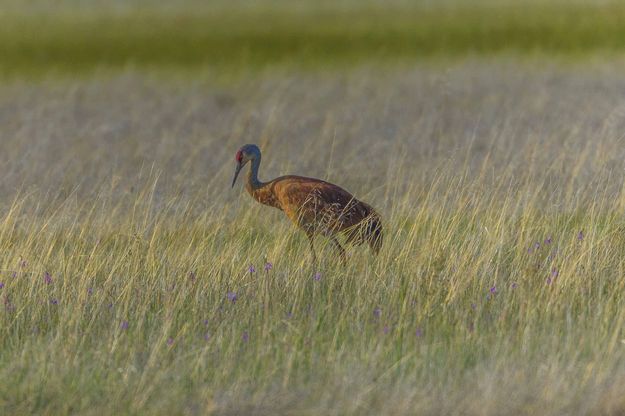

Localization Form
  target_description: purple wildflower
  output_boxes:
[11,272,16,278]
[490,285,496,294]
[227,291,238,303]
[415,328,423,337]
[383,325,390,335]
[534,242,541,250]
[577,231,584,241]
[189,271,196,282]
[50,299,58,305]
[471,303,477,310]
[264,262,273,272]
[87,287,93,295]
[286,311,293,319]
[44,272,53,285]
[167,337,174,346]
[0,282,4,289]
[547,268,558,285]
[120,320,129,330]
[544,236,552,245]
[242,331,249,342]
[511,282,518,289]
[203,319,209,326]
[20,259,27,268]
[313,272,322,281]
[204,332,210,341]
[248,264,256,274]
[373,307,382,319]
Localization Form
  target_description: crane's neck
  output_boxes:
[244,154,281,209]
[245,156,263,193]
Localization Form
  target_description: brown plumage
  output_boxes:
[231,144,383,263]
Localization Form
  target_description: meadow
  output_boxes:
[2,2,625,415]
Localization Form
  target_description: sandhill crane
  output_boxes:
[231,144,382,263]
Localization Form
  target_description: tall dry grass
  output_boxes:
[1,62,625,414]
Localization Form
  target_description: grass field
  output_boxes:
[2,2,625,415]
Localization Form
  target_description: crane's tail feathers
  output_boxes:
[344,211,383,255]
[365,213,383,255]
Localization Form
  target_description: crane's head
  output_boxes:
[231,144,261,188]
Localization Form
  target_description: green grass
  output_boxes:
[3,3,625,77]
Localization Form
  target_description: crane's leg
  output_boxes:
[306,232,317,265]
[330,236,347,266]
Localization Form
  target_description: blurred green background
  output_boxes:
[2,0,625,78]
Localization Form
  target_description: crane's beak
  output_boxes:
[231,163,242,188]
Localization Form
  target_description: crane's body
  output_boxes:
[232,144,383,262]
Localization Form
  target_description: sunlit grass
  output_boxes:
[1,63,625,414]
[1,158,625,415]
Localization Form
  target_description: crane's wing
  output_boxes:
[272,176,375,232]
[271,175,383,253]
